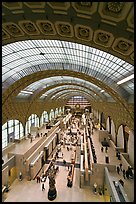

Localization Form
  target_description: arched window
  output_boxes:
[55,108,58,118]
[2,123,8,149]
[49,109,54,121]
[111,120,116,143]
[40,111,49,125]
[2,119,24,149]
[25,114,39,135]
[117,125,124,148]
[59,107,62,114]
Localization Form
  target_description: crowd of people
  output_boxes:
[116,163,133,180]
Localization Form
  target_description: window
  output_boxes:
[2,120,24,149]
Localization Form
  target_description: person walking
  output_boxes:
[63,159,66,169]
[117,166,120,174]
[41,179,45,191]
[125,169,129,179]
[123,169,126,179]
[67,165,69,171]
[93,182,97,194]
[101,146,103,152]
[119,163,123,171]
[36,175,39,183]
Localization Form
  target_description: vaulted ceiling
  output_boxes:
[2,2,134,126]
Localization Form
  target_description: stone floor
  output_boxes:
[3,125,134,202]
[3,145,106,202]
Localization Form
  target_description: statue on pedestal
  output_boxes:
[48,169,57,200]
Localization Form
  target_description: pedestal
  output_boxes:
[48,188,57,201]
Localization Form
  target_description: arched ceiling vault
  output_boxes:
[47,88,96,101]
[17,83,105,102]
[53,91,92,103]
[2,2,134,126]
[2,2,134,65]
[2,70,133,121]
[39,85,102,101]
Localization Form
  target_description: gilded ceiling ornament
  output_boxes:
[60,24,70,33]
[79,28,89,37]
[117,40,130,51]
[107,2,124,13]
[98,33,109,43]
[24,23,36,32]
[42,23,53,32]
[6,24,21,35]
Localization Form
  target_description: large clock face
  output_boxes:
[75,104,80,109]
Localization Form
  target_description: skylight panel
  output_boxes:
[105,53,112,60]
[2,68,10,75]
[3,70,16,81]
[2,39,134,98]
[3,53,21,65]
[2,46,13,56]
[5,59,27,69]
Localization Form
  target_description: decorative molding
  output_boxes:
[36,20,56,35]
[47,2,70,10]
[127,7,134,29]
[75,24,93,41]
[130,52,134,61]
[72,2,98,15]
[2,2,22,10]
[107,2,124,13]
[112,38,134,56]
[55,21,74,37]
[98,2,133,22]
[24,2,45,9]
[2,29,10,40]
[18,21,40,35]
[2,22,24,37]
[93,29,114,47]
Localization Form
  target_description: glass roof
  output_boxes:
[50,90,92,101]
[2,39,134,100]
[39,85,101,100]
[16,76,110,100]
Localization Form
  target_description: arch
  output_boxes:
[40,111,49,126]
[116,124,124,148]
[2,119,24,149]
[106,116,111,133]
[127,129,134,166]
[25,113,39,135]
[111,119,116,143]
[55,108,59,118]
[49,109,55,121]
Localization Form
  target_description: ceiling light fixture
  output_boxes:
[117,74,134,85]
[20,90,33,94]
[100,90,104,93]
